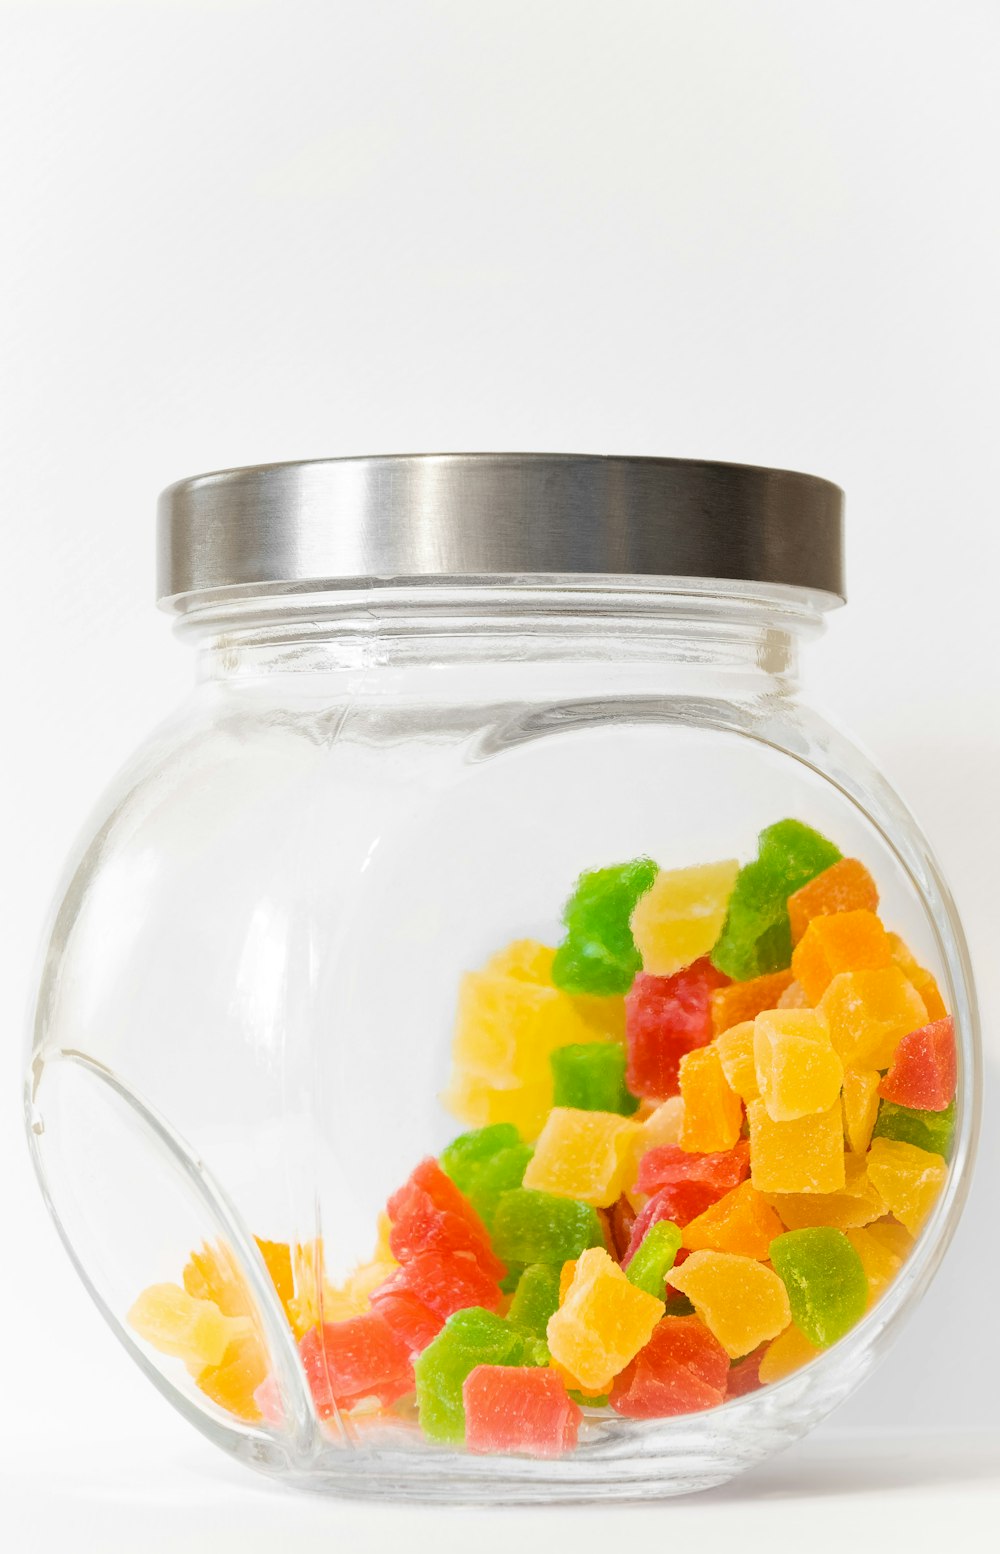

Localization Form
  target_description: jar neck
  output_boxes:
[176,582,829,700]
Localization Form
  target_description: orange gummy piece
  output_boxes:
[196,1333,267,1422]
[787,858,879,944]
[888,934,948,1022]
[791,911,894,1005]
[682,1180,785,1259]
[679,1046,743,1153]
[710,970,794,1035]
[255,1239,294,1315]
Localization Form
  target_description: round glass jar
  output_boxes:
[26,455,979,1502]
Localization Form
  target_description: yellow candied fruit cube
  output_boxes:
[484,939,558,983]
[777,981,809,1009]
[819,969,927,1070]
[624,1096,685,1204]
[127,1283,252,1369]
[791,910,895,1005]
[714,1021,760,1102]
[630,859,739,976]
[845,1226,906,1307]
[523,1107,642,1208]
[441,1068,553,1142]
[196,1332,267,1421]
[682,1181,785,1259]
[546,1247,663,1393]
[887,933,948,1021]
[842,1068,881,1154]
[866,1138,947,1235]
[766,1153,886,1230]
[668,1251,791,1358]
[753,1008,844,1122]
[183,1240,254,1319]
[747,1099,846,1195]
[865,1219,914,1261]
[679,1045,743,1152]
[758,1324,821,1383]
[453,971,606,1085]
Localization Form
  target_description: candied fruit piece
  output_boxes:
[441,1070,553,1142]
[633,1141,750,1232]
[507,1264,562,1340]
[183,1240,254,1320]
[625,1220,683,1300]
[711,820,841,980]
[787,858,879,943]
[550,1042,639,1116]
[753,1008,844,1122]
[523,1107,642,1208]
[609,1316,729,1417]
[682,1181,785,1259]
[373,1249,503,1319]
[546,1247,664,1393]
[758,1324,820,1383]
[491,1188,604,1265]
[887,934,948,1021]
[879,1017,956,1112]
[792,910,895,1005]
[711,969,794,1035]
[668,1251,791,1358]
[299,1313,414,1415]
[770,1227,868,1347]
[413,1307,525,1443]
[485,940,558,983]
[197,1333,268,1421]
[766,1152,885,1229]
[746,1099,846,1195]
[440,1123,521,1193]
[872,1098,956,1159]
[128,1283,252,1370]
[777,980,810,1008]
[865,1137,947,1234]
[845,1226,906,1307]
[387,1159,505,1281]
[629,860,739,977]
[373,1292,444,1354]
[714,1020,760,1101]
[625,958,729,1100]
[463,1365,581,1457]
[842,1068,881,1155]
[678,1045,743,1152]
[255,1238,294,1313]
[552,858,659,996]
[819,968,928,1070]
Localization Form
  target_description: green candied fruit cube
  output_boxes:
[770,1227,867,1349]
[466,1143,535,1227]
[506,1262,563,1339]
[872,1098,956,1161]
[440,1124,522,1194]
[491,1188,605,1265]
[413,1307,524,1444]
[550,1042,640,1116]
[552,857,658,995]
[523,1337,552,1367]
[711,820,841,980]
[624,1220,682,1301]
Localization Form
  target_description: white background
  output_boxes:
[1,1,998,1548]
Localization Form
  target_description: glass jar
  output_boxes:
[26,455,979,1501]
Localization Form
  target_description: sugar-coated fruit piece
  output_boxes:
[865,1138,947,1234]
[299,1313,415,1415]
[845,1227,907,1307]
[440,1124,521,1193]
[682,1181,785,1259]
[550,1042,639,1116]
[842,1069,881,1154]
[714,1020,760,1101]
[872,1098,956,1159]
[625,958,729,1100]
[819,968,927,1071]
[726,1344,767,1397]
[255,1238,295,1313]
[463,1365,581,1457]
[387,1162,505,1281]
[787,858,880,944]
[441,1069,553,1142]
[711,820,842,980]
[879,1017,956,1112]
[625,1220,683,1299]
[546,1247,664,1393]
[766,1152,886,1229]
[777,980,809,1008]
[373,1249,503,1319]
[753,1008,844,1121]
[464,1144,535,1228]
[491,1188,605,1265]
[667,1251,791,1358]
[678,1045,743,1151]
[485,940,557,983]
[792,910,895,1005]
[127,1283,252,1369]
[747,1099,846,1195]
[887,934,948,1021]
[626,1096,686,1191]
[770,1227,868,1348]
[197,1333,268,1421]
[711,969,794,1035]
[629,860,739,976]
[633,1141,751,1232]
[757,1324,820,1383]
[372,1292,445,1354]
[413,1307,525,1443]
[523,1107,642,1208]
[609,1316,729,1417]
[183,1239,255,1319]
[507,1264,562,1339]
[552,858,659,996]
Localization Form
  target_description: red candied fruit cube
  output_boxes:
[463,1365,582,1458]
[610,1317,729,1418]
[299,1314,413,1417]
[636,1141,750,1208]
[626,959,730,1099]
[726,1344,767,1398]
[879,1017,956,1113]
[369,1290,444,1356]
[372,1249,503,1319]
[387,1158,504,1279]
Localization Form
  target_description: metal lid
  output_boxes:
[157,453,845,610]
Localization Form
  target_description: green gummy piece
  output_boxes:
[711,820,842,980]
[624,1220,682,1301]
[552,857,658,995]
[465,1144,535,1227]
[550,1042,640,1116]
[662,1294,696,1317]
[872,1098,956,1160]
[523,1337,552,1367]
[491,1188,605,1265]
[413,1307,524,1444]
[440,1124,522,1194]
[568,1389,611,1407]
[770,1227,868,1349]
[499,1265,524,1294]
[507,1263,563,1339]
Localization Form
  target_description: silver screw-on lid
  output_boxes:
[157,453,844,610]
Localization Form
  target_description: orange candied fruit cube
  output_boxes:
[888,933,948,1021]
[787,858,880,944]
[791,910,894,1005]
[710,969,794,1035]
[679,1045,743,1152]
[682,1180,785,1259]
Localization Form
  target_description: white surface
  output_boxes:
[1,0,998,1545]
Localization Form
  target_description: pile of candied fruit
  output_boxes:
[130,819,956,1459]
